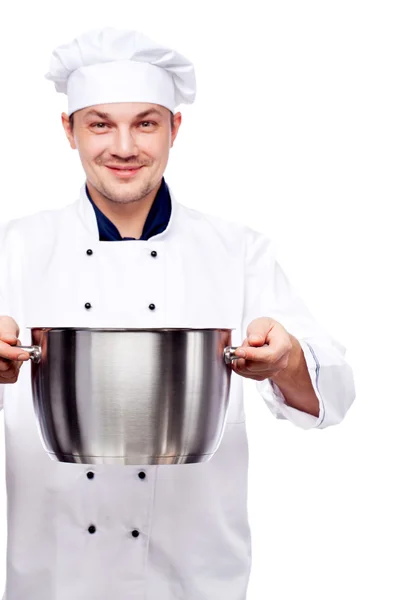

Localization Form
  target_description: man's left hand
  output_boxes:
[231,317,293,381]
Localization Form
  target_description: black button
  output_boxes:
[148,304,155,311]
[86,249,93,256]
[132,530,140,538]
[150,251,157,258]
[85,303,92,310]
[138,471,146,480]
[88,525,96,534]
[87,471,95,480]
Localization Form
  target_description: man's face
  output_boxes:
[62,102,181,205]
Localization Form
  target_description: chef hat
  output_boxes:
[45,27,196,115]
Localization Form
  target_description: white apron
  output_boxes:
[0,186,355,599]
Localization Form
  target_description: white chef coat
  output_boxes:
[0,185,355,600]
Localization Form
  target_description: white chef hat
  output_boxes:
[45,27,196,116]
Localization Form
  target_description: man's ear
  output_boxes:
[61,112,77,150]
[171,112,182,148]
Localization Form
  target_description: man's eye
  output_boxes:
[140,121,155,128]
[91,123,108,129]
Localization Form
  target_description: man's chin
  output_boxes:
[102,182,150,205]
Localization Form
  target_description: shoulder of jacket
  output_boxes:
[176,203,254,237]
[176,203,273,247]
[0,202,77,243]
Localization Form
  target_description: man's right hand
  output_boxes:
[0,316,30,384]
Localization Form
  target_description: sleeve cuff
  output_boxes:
[256,340,325,430]
[0,384,4,411]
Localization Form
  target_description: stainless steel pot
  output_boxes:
[19,328,239,465]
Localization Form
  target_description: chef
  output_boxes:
[0,27,355,600]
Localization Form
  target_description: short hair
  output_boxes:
[69,110,175,131]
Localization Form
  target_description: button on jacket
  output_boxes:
[0,185,355,600]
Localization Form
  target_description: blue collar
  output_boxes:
[86,178,172,241]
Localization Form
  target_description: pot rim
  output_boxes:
[27,327,236,332]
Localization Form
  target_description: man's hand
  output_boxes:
[0,316,30,385]
[232,316,320,417]
[232,317,292,381]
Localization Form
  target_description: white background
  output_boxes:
[0,1,399,598]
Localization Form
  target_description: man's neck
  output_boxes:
[87,180,161,239]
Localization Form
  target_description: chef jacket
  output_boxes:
[0,185,355,600]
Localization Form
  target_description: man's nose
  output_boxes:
[110,127,140,158]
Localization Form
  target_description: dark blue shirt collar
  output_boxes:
[86,178,172,241]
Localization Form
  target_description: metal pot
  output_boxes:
[19,327,239,465]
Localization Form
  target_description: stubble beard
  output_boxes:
[94,169,156,205]
[90,151,157,205]
[100,181,154,205]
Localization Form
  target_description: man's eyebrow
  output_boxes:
[82,108,164,121]
[134,108,164,119]
[83,110,112,121]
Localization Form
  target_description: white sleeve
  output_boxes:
[243,229,355,430]
[0,223,10,411]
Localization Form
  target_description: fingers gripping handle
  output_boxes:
[17,345,42,364]
[224,346,240,365]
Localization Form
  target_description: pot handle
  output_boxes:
[224,346,241,365]
[18,345,238,366]
[17,345,42,364]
